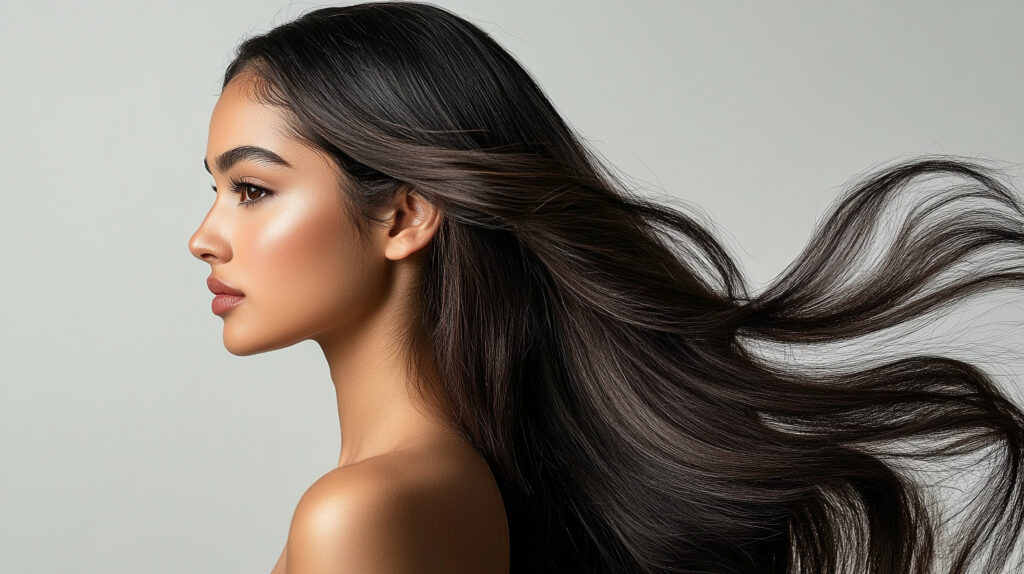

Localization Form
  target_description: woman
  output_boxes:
[189,2,1024,573]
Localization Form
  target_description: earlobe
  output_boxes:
[383,188,441,261]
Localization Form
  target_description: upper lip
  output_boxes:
[207,276,245,296]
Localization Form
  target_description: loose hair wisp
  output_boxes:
[221,3,1024,573]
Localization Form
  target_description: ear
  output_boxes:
[382,187,442,261]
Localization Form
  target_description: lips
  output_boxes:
[207,275,244,296]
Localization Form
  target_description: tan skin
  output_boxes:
[189,73,510,573]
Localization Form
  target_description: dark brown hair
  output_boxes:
[220,3,1024,572]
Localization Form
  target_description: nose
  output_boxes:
[188,205,232,263]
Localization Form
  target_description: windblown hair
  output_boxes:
[221,3,1024,573]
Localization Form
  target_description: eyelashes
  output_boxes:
[209,176,274,208]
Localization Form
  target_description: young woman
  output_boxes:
[189,3,1024,573]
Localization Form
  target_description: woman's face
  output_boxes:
[189,74,388,355]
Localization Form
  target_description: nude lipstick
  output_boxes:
[207,276,245,316]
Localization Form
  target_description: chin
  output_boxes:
[221,321,304,356]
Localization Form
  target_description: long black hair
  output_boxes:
[219,3,1024,572]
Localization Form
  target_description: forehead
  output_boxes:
[205,75,325,173]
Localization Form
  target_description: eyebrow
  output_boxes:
[203,145,293,174]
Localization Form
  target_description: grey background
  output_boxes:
[2,1,1022,572]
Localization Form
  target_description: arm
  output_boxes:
[270,546,286,574]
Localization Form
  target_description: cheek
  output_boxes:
[240,196,383,326]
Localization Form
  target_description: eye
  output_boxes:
[227,177,274,207]
[238,184,268,203]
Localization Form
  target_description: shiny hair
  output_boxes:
[220,3,1024,572]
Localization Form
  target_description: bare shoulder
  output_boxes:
[285,440,509,574]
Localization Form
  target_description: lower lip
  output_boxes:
[212,294,245,315]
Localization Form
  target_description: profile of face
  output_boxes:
[189,74,391,356]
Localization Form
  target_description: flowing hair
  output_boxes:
[219,2,1024,572]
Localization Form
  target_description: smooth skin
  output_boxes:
[189,73,510,574]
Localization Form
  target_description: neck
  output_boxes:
[315,282,455,468]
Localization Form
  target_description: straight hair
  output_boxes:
[221,3,1024,572]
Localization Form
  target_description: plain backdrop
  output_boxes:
[2,1,1023,572]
